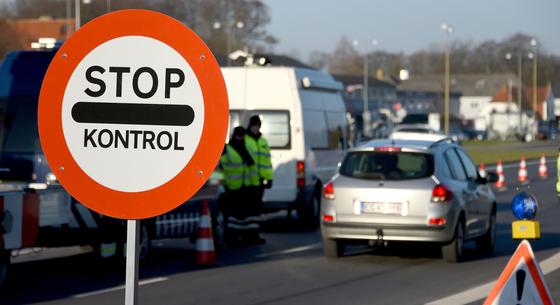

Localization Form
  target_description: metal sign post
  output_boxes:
[125,220,140,305]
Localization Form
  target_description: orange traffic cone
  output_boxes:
[538,153,548,178]
[518,156,528,184]
[495,160,506,189]
[479,163,487,178]
[195,200,216,265]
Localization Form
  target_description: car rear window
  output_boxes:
[340,151,434,180]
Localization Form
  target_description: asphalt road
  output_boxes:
[2,159,560,305]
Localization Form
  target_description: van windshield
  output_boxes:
[340,151,434,180]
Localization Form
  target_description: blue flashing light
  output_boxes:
[511,191,538,220]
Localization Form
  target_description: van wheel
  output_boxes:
[323,239,345,258]
[298,194,320,229]
[477,210,496,254]
[0,250,9,288]
[442,220,465,263]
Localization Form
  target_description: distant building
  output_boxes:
[489,83,555,120]
[332,74,397,115]
[0,17,75,51]
[395,75,461,121]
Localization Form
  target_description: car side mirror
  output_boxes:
[485,172,499,184]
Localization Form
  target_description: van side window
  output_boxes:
[254,111,291,149]
[303,110,328,149]
[325,112,347,149]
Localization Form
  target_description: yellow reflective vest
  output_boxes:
[245,135,273,181]
[220,144,259,190]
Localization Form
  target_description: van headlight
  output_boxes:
[46,172,58,185]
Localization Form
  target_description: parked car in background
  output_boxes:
[390,124,446,141]
[320,138,498,262]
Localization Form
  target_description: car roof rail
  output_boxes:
[429,137,456,148]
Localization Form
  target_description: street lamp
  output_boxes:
[441,23,454,135]
[75,0,91,30]
[353,39,378,139]
[530,39,538,116]
[214,20,245,66]
[505,52,523,134]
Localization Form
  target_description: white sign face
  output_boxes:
[489,260,545,305]
[62,36,204,192]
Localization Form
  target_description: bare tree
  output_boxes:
[329,36,361,75]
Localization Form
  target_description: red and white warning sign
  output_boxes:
[38,10,229,219]
[483,240,557,305]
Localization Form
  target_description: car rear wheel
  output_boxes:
[442,221,465,263]
[323,238,345,258]
[477,210,496,254]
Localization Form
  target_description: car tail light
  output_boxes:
[323,214,335,223]
[429,218,446,226]
[297,161,305,187]
[432,184,453,202]
[374,147,401,152]
[323,182,335,200]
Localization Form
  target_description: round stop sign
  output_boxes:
[38,10,229,219]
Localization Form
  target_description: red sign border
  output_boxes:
[38,10,229,219]
[483,240,555,305]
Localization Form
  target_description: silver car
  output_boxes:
[320,138,498,262]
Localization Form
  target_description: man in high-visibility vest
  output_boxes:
[245,115,273,244]
[220,127,259,245]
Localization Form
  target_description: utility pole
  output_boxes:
[441,23,454,135]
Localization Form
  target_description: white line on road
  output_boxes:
[256,242,322,258]
[425,251,560,305]
[72,277,168,298]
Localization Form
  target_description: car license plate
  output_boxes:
[362,202,403,215]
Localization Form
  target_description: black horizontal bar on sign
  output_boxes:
[71,102,195,126]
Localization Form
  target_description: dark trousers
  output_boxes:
[221,186,262,242]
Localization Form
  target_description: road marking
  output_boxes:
[72,277,168,298]
[256,242,322,258]
[424,251,560,305]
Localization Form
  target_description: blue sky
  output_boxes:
[262,0,560,59]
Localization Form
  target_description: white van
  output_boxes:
[222,66,348,226]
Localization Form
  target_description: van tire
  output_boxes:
[323,239,345,258]
[298,193,320,229]
[0,250,9,288]
[442,220,465,263]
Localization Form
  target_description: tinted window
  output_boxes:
[340,151,434,180]
[0,96,41,154]
[325,112,347,149]
[455,148,478,180]
[303,110,328,149]
[401,114,428,124]
[444,149,467,180]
